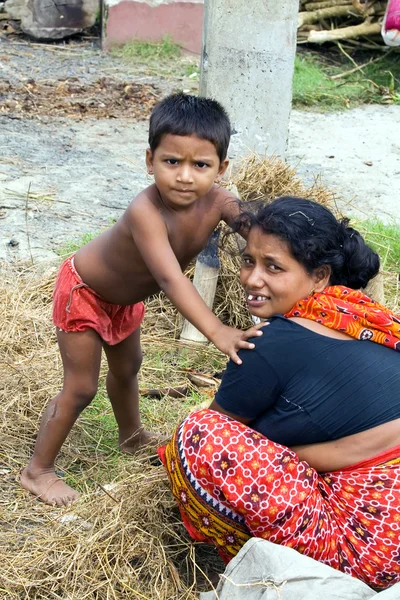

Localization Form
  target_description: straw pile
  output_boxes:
[1,155,398,599]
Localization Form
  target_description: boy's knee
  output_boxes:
[132,349,143,374]
[110,353,143,381]
[68,384,98,412]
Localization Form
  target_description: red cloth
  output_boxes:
[382,0,400,45]
[53,256,145,345]
[386,0,400,30]
[285,285,400,351]
[159,410,400,590]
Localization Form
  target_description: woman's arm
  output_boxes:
[208,339,281,428]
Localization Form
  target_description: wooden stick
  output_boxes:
[336,40,359,68]
[180,229,221,344]
[299,5,355,27]
[351,1,386,16]
[351,0,367,16]
[344,37,389,49]
[304,0,352,10]
[298,23,323,31]
[307,21,382,43]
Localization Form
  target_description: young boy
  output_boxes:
[21,93,262,507]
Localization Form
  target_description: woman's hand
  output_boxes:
[210,322,267,365]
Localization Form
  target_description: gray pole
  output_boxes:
[180,0,299,343]
[200,0,299,157]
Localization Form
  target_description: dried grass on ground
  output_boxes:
[1,155,398,599]
[0,260,224,600]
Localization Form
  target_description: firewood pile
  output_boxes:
[298,0,388,44]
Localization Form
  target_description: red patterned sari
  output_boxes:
[158,287,400,590]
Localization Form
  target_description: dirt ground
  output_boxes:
[1,36,400,262]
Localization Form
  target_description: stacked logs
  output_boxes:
[298,0,388,44]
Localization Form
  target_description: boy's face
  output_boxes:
[146,134,228,209]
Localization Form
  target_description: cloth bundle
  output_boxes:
[200,538,400,600]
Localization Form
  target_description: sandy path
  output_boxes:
[287,105,400,223]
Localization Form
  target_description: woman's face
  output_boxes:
[240,227,324,319]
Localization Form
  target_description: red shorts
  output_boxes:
[52,256,145,346]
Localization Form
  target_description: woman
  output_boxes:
[158,197,400,591]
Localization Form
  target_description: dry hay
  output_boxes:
[230,153,337,207]
[1,154,398,599]
[0,260,224,599]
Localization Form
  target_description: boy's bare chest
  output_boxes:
[165,209,220,266]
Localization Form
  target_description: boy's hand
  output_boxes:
[210,322,267,365]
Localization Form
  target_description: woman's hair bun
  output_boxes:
[337,218,380,289]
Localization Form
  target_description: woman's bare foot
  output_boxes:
[20,467,80,507]
[119,427,159,455]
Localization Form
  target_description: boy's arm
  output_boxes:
[216,187,241,228]
[215,186,251,242]
[129,200,262,364]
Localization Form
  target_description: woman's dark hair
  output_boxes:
[233,196,380,289]
[148,93,231,163]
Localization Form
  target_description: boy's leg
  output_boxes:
[103,327,155,452]
[21,328,103,506]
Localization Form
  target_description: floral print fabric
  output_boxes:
[159,409,400,590]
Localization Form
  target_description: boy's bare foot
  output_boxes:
[119,427,159,454]
[20,467,80,507]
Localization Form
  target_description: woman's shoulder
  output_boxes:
[250,315,309,350]
[256,315,306,336]
[265,315,360,342]
[255,316,394,361]
[252,315,355,353]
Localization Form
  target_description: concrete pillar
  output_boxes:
[200,0,299,157]
[181,0,299,344]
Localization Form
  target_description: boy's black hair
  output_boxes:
[233,196,380,290]
[148,93,231,162]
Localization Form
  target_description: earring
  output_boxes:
[147,170,153,175]
[310,288,315,296]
